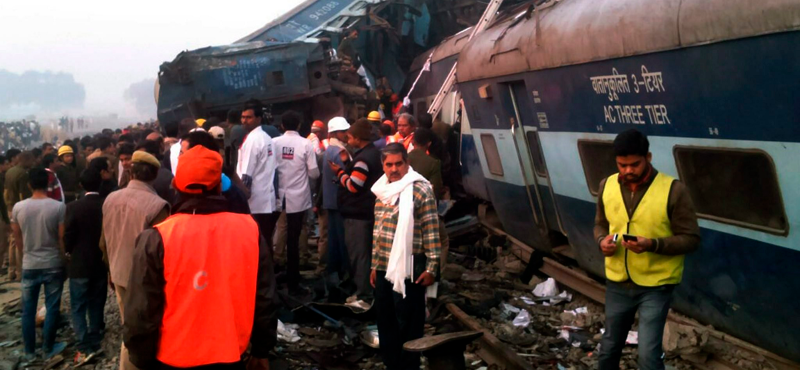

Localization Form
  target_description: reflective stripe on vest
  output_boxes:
[321,139,330,150]
[155,213,260,367]
[602,172,684,286]
[386,135,398,143]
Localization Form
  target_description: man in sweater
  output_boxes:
[329,118,383,301]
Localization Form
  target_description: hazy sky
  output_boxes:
[0,1,302,119]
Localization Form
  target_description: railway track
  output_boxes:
[459,209,800,370]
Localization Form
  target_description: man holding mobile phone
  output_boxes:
[594,129,701,370]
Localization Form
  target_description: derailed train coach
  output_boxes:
[425,0,800,362]
[155,41,365,127]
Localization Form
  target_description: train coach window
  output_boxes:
[673,146,788,235]
[525,131,548,177]
[577,140,617,195]
[480,134,504,176]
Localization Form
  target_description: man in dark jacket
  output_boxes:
[124,146,277,370]
[65,167,107,359]
[329,118,383,301]
[407,128,443,199]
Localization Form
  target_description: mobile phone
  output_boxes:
[622,234,638,242]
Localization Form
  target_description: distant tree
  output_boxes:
[123,78,157,118]
[0,69,85,111]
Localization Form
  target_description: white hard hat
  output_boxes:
[328,117,350,133]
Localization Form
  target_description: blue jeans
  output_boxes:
[70,276,107,352]
[598,281,674,370]
[21,268,65,355]
[325,210,350,278]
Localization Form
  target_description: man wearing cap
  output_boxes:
[237,100,280,248]
[103,151,170,370]
[307,120,328,155]
[123,145,277,370]
[321,117,351,285]
[208,126,227,160]
[329,118,384,301]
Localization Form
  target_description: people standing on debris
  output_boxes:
[117,143,135,188]
[321,117,351,284]
[338,29,359,64]
[0,155,9,276]
[370,143,441,370]
[12,167,68,360]
[273,112,320,293]
[394,113,416,151]
[65,167,107,360]
[329,118,384,301]
[56,145,80,202]
[5,151,34,281]
[41,154,65,202]
[102,151,170,370]
[123,145,278,370]
[237,101,280,247]
[595,129,701,370]
[408,128,450,276]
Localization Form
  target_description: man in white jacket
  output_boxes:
[236,101,279,245]
[273,111,319,292]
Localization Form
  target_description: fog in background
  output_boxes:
[0,1,302,123]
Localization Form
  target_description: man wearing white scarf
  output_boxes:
[369,143,441,370]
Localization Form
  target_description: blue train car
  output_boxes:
[156,41,355,125]
[450,0,800,362]
[405,29,493,202]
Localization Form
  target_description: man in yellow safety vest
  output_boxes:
[594,129,701,370]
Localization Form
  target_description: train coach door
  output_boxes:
[510,82,565,236]
[502,81,563,239]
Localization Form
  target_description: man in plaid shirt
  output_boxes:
[369,143,440,370]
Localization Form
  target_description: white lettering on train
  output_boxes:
[592,65,670,126]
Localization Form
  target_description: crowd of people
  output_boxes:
[0,98,462,370]
[0,120,41,152]
[0,92,702,370]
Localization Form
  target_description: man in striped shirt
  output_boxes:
[369,143,440,370]
[329,118,383,300]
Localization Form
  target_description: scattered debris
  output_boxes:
[277,320,302,343]
[512,310,531,328]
